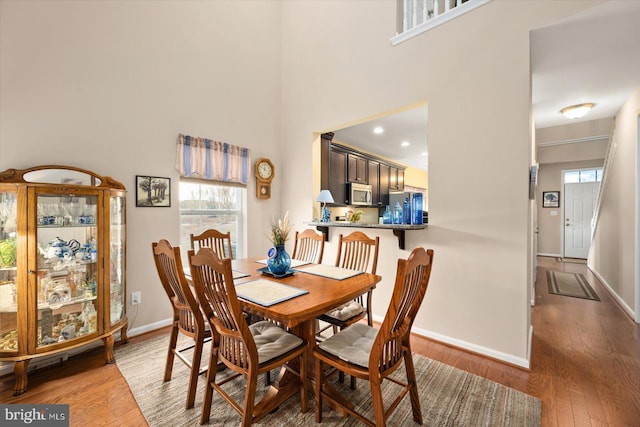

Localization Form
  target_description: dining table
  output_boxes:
[197,256,381,417]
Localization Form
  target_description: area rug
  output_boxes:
[547,270,600,301]
[115,334,541,426]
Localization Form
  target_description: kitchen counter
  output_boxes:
[307,221,426,249]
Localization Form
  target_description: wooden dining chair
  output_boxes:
[190,228,234,259]
[188,247,308,426]
[313,247,434,427]
[317,231,379,332]
[152,239,211,409]
[291,228,325,264]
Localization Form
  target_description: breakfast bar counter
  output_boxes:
[307,221,426,250]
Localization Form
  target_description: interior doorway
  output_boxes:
[562,168,602,258]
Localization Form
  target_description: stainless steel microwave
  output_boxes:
[348,182,372,206]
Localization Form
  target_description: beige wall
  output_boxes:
[537,139,608,164]
[0,0,604,366]
[537,117,613,144]
[0,1,285,330]
[279,0,596,365]
[589,86,640,319]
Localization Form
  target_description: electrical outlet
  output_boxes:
[131,291,141,305]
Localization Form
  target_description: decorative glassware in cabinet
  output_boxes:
[0,191,18,354]
[35,193,99,347]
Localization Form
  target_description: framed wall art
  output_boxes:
[542,191,560,208]
[136,175,171,207]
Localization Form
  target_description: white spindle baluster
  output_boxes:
[422,0,427,24]
[433,0,439,17]
[445,0,451,13]
[403,0,410,32]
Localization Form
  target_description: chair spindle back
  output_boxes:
[190,229,234,259]
[152,240,200,335]
[188,248,257,370]
[335,231,379,274]
[292,229,325,264]
[372,248,433,372]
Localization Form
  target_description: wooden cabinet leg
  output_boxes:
[120,323,129,344]
[13,359,30,396]
[103,334,115,364]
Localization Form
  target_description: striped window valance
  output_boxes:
[175,134,251,185]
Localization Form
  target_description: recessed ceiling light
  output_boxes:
[373,126,384,134]
[421,152,428,156]
[401,141,410,147]
[560,103,595,119]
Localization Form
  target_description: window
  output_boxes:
[564,168,603,184]
[179,180,246,262]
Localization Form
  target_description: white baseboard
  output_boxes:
[372,315,531,369]
[537,252,562,258]
[587,264,636,321]
[126,318,173,338]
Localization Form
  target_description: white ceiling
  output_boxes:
[531,1,640,129]
[332,1,640,172]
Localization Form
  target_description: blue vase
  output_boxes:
[267,245,291,275]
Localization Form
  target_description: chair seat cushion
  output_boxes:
[324,301,364,322]
[318,323,378,367]
[249,321,303,364]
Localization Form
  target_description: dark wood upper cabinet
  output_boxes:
[347,153,367,183]
[368,160,382,206]
[379,164,390,206]
[389,166,404,191]
[329,149,348,205]
[320,136,404,207]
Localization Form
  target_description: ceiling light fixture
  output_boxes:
[373,126,384,134]
[401,141,410,147]
[560,103,595,119]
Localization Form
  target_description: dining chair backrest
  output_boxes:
[190,228,234,259]
[189,248,308,425]
[335,231,379,274]
[152,239,210,409]
[372,247,433,372]
[292,229,325,264]
[188,247,257,369]
[313,247,434,426]
[152,239,202,337]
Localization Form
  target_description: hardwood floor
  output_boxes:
[1,256,639,426]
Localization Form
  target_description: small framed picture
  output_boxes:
[542,191,560,208]
[136,175,171,207]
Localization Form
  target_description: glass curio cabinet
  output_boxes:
[0,165,127,395]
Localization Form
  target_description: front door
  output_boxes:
[564,182,599,258]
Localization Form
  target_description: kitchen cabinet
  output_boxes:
[347,153,367,184]
[0,165,127,395]
[368,160,382,207]
[389,166,404,191]
[329,147,348,205]
[320,135,404,207]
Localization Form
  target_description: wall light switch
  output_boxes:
[550,211,558,216]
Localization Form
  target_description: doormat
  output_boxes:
[555,257,588,264]
[546,270,600,301]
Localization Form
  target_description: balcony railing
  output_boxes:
[392,0,491,45]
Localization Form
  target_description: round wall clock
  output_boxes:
[254,158,274,199]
